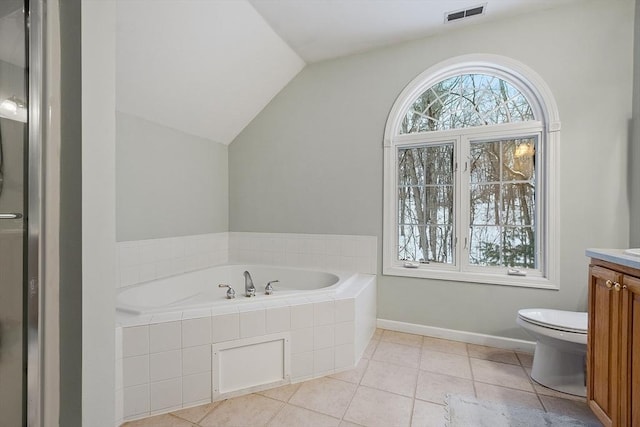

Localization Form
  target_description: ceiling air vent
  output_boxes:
[445,4,486,23]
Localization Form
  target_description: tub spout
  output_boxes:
[243,271,256,297]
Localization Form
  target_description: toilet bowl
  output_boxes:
[516,308,588,397]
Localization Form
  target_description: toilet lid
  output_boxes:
[518,308,587,334]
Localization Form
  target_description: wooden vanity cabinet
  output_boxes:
[588,264,620,427]
[587,259,640,427]
[621,274,640,427]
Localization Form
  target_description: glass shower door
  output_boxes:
[0,1,27,425]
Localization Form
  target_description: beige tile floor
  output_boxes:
[123,329,602,427]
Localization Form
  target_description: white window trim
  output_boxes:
[383,54,560,290]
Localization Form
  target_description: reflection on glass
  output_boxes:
[0,2,27,425]
[0,96,27,123]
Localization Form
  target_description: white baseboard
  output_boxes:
[377,318,535,353]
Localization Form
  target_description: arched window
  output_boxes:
[401,74,534,133]
[383,55,560,288]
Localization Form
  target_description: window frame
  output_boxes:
[383,55,560,289]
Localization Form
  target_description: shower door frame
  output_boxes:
[26,0,45,425]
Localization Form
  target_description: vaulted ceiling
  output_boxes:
[116,0,305,145]
[116,0,582,145]
[248,0,580,63]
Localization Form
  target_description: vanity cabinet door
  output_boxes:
[621,274,640,427]
[588,265,621,427]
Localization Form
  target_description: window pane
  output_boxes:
[399,145,453,185]
[399,224,423,261]
[426,186,453,225]
[469,226,535,268]
[424,145,454,185]
[397,144,454,264]
[470,141,501,183]
[401,89,442,133]
[398,225,454,264]
[469,226,501,266]
[470,184,499,225]
[425,224,454,264]
[398,186,425,224]
[501,183,535,226]
[502,138,536,181]
[398,185,453,226]
[398,148,424,186]
[502,227,535,268]
[468,137,538,270]
[400,74,535,134]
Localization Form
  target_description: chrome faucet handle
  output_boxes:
[218,284,236,299]
[265,280,279,295]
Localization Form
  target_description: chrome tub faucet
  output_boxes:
[243,270,256,297]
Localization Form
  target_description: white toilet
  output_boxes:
[516,308,588,397]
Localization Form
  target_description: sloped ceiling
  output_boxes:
[248,0,582,63]
[116,0,582,145]
[116,0,305,145]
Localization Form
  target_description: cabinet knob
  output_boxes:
[614,282,621,291]
[605,279,613,289]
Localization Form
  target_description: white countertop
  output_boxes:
[586,248,640,270]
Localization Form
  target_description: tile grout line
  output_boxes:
[166,412,195,425]
[338,336,380,425]
[262,399,286,427]
[518,351,549,412]
[407,336,426,427]
[283,400,344,424]
[466,343,479,399]
[196,399,225,426]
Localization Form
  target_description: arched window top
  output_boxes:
[385,54,561,144]
[400,73,535,134]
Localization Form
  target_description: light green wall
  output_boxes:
[230,0,634,339]
[82,0,117,424]
[116,111,228,241]
[632,0,640,247]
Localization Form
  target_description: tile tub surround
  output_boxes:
[228,232,377,275]
[117,233,229,288]
[117,232,377,288]
[121,329,600,427]
[116,274,376,423]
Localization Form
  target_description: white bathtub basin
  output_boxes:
[625,248,640,257]
[116,264,351,315]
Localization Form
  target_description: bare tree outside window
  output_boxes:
[397,74,537,268]
[469,138,536,268]
[401,74,533,133]
[398,144,454,263]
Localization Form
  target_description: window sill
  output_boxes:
[383,265,559,290]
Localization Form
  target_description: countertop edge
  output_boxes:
[586,248,640,271]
